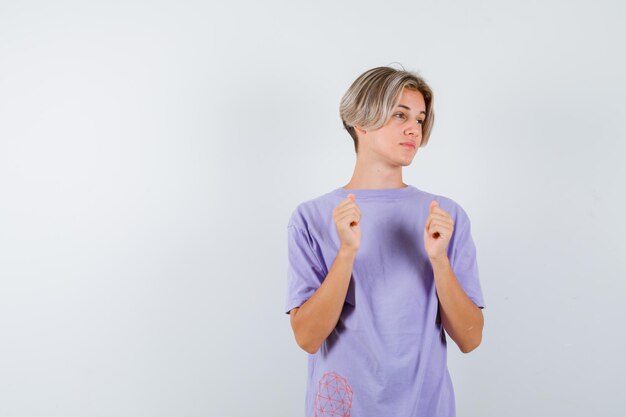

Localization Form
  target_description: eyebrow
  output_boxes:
[397,104,426,115]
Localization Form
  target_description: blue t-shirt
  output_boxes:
[285,185,486,417]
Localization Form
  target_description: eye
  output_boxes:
[417,119,424,125]
[394,112,406,119]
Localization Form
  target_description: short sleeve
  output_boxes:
[448,208,486,309]
[285,225,327,315]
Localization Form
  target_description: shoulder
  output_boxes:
[287,189,339,231]
[415,186,472,225]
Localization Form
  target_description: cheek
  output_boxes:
[389,126,404,141]
[371,126,401,148]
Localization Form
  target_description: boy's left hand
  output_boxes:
[424,200,454,262]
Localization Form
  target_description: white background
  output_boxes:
[1,1,625,416]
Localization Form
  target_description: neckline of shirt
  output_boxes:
[332,185,420,200]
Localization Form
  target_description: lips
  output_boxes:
[400,142,416,149]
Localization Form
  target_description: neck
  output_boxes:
[344,153,406,189]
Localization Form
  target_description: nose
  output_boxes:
[404,120,421,137]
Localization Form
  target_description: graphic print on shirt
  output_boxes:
[314,371,353,417]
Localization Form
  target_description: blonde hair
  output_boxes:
[339,66,435,153]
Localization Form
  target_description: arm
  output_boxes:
[431,255,484,353]
[289,247,356,354]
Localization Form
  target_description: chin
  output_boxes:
[403,154,417,164]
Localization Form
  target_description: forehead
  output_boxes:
[396,88,426,111]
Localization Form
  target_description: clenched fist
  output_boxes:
[333,194,362,254]
[424,200,454,262]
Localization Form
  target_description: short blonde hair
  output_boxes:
[339,66,435,153]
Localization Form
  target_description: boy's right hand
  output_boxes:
[333,193,361,253]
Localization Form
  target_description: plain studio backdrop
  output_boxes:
[0,0,624,416]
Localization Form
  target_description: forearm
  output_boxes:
[430,256,484,353]
[291,247,356,353]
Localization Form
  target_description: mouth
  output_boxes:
[400,142,416,149]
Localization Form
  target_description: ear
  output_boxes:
[354,125,367,135]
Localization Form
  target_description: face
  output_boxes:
[357,88,426,167]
